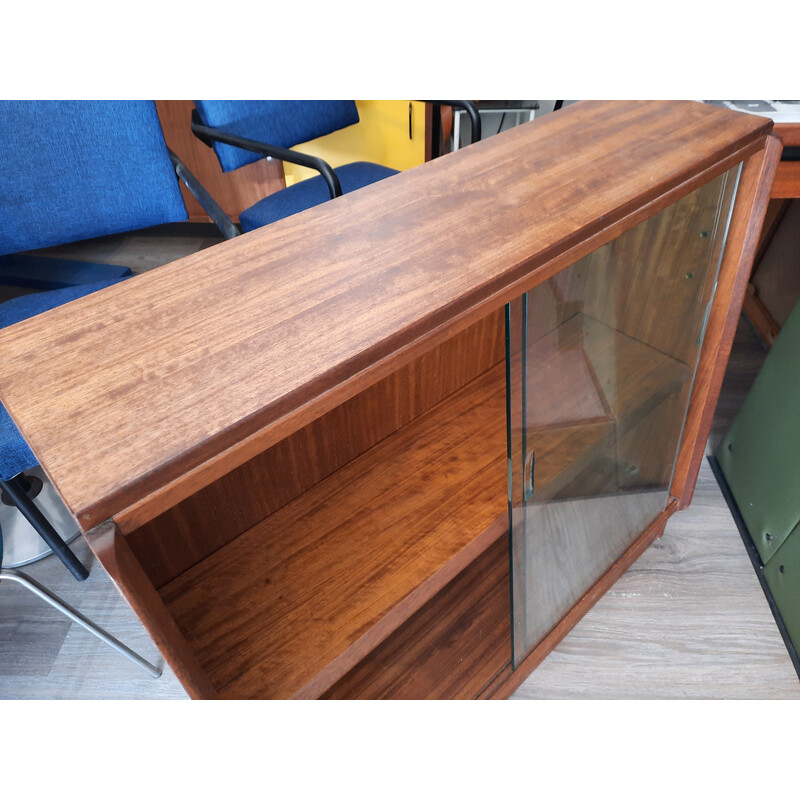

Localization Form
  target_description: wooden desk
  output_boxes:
[0,102,778,698]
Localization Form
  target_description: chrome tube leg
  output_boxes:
[0,568,162,678]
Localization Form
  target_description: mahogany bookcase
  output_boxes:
[0,101,780,699]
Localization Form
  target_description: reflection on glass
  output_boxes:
[507,165,741,665]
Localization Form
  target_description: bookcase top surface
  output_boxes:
[0,100,770,529]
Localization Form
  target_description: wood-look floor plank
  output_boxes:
[0,610,69,677]
[511,463,800,699]
[0,536,187,699]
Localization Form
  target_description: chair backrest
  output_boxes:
[194,100,360,172]
[0,101,188,256]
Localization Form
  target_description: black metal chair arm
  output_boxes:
[167,148,240,240]
[190,111,342,200]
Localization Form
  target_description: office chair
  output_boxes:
[0,100,239,583]
[190,100,481,232]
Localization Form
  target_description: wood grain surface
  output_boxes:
[322,533,512,700]
[5,315,796,700]
[156,309,693,699]
[515,314,690,496]
[772,162,800,198]
[579,168,737,365]
[749,199,800,335]
[772,123,800,198]
[0,101,771,532]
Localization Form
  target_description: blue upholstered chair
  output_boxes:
[190,100,481,232]
[0,100,239,583]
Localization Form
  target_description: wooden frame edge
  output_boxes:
[672,133,783,510]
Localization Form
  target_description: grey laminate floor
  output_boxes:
[1,228,798,700]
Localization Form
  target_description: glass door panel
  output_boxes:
[507,165,742,665]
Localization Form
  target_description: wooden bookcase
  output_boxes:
[0,101,780,699]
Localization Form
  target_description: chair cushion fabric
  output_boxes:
[0,401,38,482]
[239,161,398,231]
[0,276,129,481]
[0,101,188,256]
[194,101,360,173]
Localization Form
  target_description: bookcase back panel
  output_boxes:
[126,309,505,589]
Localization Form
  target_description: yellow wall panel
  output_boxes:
[283,100,426,186]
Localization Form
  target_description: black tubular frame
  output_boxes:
[167,148,240,240]
[191,110,343,200]
[424,101,482,146]
[0,475,89,581]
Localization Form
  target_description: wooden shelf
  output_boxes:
[323,533,512,699]
[160,364,509,699]
[159,312,692,699]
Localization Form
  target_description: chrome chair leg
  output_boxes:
[0,476,89,581]
[0,567,162,678]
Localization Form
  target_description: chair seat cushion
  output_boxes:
[0,277,129,481]
[240,161,399,232]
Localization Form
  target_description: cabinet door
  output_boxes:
[506,165,742,665]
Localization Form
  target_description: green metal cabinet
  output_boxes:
[716,297,800,669]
